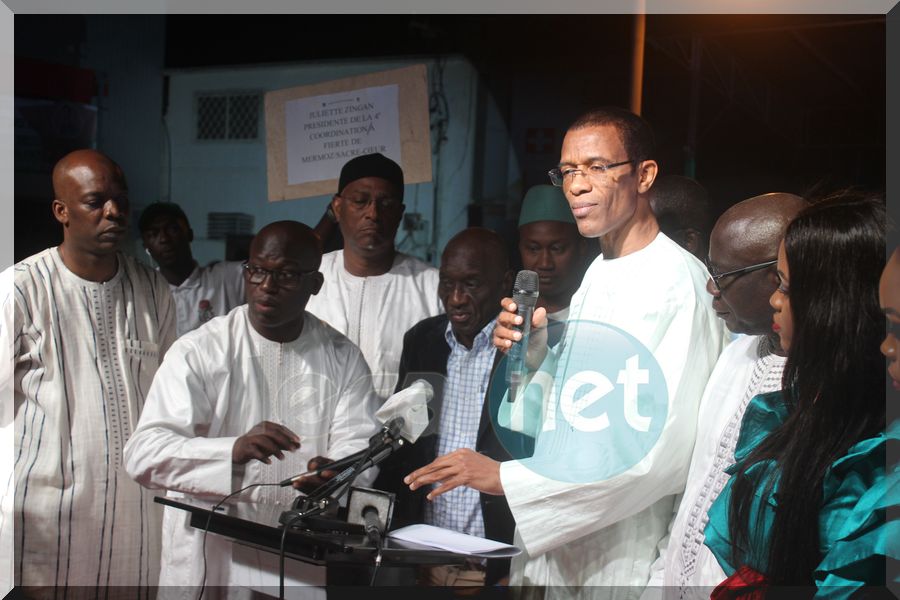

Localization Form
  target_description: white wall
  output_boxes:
[163,55,481,266]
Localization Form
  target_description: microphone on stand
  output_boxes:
[348,487,395,569]
[278,380,432,487]
[507,270,539,400]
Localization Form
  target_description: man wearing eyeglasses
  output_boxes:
[305,153,443,402]
[643,192,807,600]
[406,107,725,594]
[125,221,380,592]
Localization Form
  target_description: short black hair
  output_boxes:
[139,202,190,233]
[650,175,711,236]
[567,106,656,163]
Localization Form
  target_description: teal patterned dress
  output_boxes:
[703,390,899,597]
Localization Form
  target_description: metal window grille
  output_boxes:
[195,92,260,141]
[207,212,254,240]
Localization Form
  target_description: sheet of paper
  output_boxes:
[388,524,521,558]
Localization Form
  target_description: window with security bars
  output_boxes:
[195,92,260,141]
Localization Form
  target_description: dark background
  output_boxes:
[14,14,888,258]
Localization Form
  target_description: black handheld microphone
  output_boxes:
[278,418,405,487]
[362,505,382,545]
[506,270,539,399]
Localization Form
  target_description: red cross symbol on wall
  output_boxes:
[525,128,556,154]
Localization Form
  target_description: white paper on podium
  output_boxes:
[388,524,521,558]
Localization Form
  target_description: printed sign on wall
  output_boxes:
[265,65,431,202]
[284,85,401,186]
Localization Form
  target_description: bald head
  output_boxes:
[250,221,322,271]
[708,192,808,341]
[53,149,126,201]
[713,193,809,259]
[439,228,512,348]
[50,149,130,281]
[246,221,324,342]
[442,227,509,270]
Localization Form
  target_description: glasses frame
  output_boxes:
[335,192,402,212]
[548,159,635,187]
[707,259,777,292]
[241,262,315,288]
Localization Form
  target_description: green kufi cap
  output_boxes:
[518,184,575,227]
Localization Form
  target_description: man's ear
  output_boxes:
[51,199,68,226]
[682,229,702,256]
[309,271,324,296]
[330,195,343,223]
[187,227,195,244]
[636,160,658,194]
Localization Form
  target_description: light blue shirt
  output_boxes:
[424,318,498,537]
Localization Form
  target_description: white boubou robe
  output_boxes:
[2,248,176,588]
[499,234,725,598]
[305,250,442,400]
[124,306,380,593]
[642,334,786,600]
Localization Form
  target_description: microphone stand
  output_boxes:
[277,426,405,528]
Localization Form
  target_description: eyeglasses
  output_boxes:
[337,193,401,211]
[707,259,777,292]
[548,159,635,187]
[242,262,315,288]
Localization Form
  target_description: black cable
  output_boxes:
[196,481,281,600]
[197,436,390,600]
[278,512,304,600]
[368,530,383,587]
[276,443,380,599]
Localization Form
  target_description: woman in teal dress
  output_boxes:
[703,195,895,597]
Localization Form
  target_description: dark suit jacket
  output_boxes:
[373,314,534,584]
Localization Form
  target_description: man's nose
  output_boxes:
[536,250,553,270]
[567,173,592,195]
[258,272,278,292]
[104,199,127,221]
[362,199,381,220]
[449,285,468,306]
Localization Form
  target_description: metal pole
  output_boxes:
[686,36,702,178]
[630,5,646,115]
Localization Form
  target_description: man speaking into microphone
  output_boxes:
[124,221,380,593]
[405,108,725,595]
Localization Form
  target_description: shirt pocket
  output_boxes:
[123,339,160,398]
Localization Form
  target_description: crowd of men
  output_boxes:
[1,105,894,599]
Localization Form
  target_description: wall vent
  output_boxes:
[207,212,254,240]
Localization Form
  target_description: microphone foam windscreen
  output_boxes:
[375,380,432,443]
[513,270,539,306]
[348,487,395,532]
